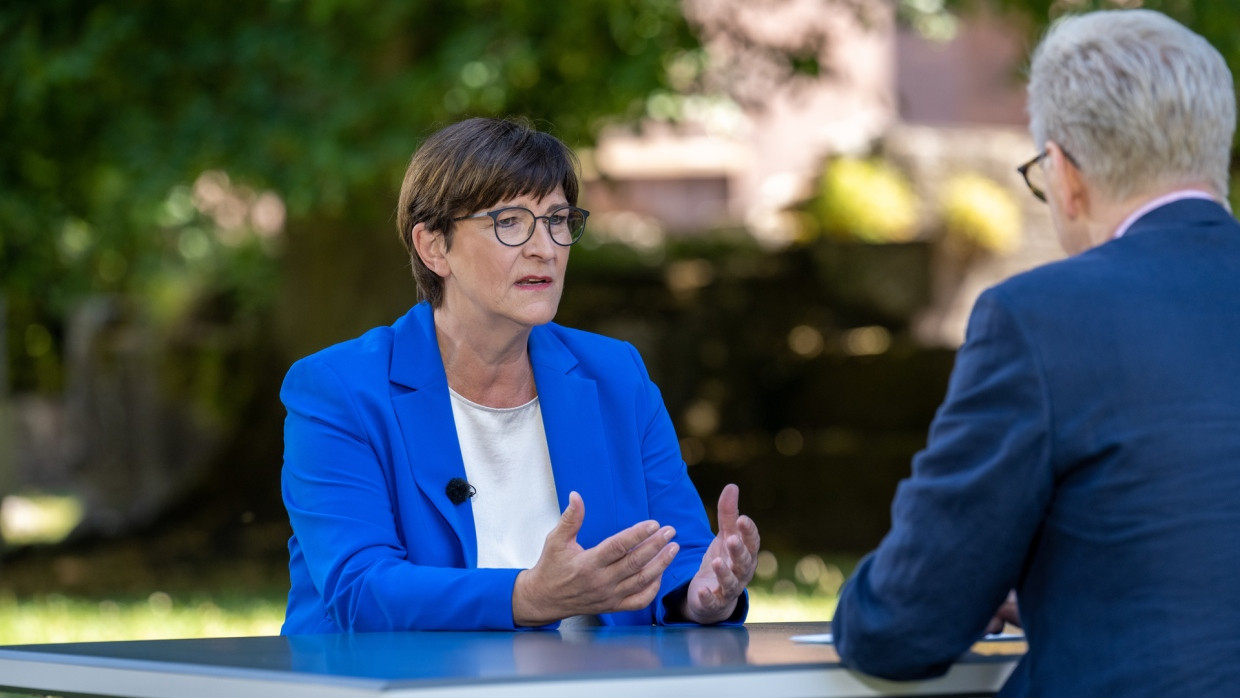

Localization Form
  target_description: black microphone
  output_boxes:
[446,477,476,505]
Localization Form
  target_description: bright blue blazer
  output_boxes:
[833,199,1240,696]
[280,302,743,633]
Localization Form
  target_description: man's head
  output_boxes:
[1027,10,1234,208]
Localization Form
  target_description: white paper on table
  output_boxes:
[790,631,1024,645]
[790,633,833,644]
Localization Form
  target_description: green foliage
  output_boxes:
[813,157,919,244]
[0,1,698,390]
[951,0,1240,85]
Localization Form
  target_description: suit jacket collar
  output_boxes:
[387,302,617,565]
[1124,197,1235,239]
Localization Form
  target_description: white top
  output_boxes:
[448,388,560,570]
[448,389,600,628]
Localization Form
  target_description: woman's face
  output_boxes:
[438,187,570,334]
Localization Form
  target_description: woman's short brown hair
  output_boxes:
[396,117,580,307]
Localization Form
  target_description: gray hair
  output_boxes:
[1028,9,1235,200]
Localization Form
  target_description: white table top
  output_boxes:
[0,621,1023,697]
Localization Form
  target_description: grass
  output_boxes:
[0,591,841,647]
[0,551,851,646]
[0,591,285,645]
[0,588,837,646]
[747,588,838,623]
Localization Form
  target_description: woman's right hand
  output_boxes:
[512,491,679,626]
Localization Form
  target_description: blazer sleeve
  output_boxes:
[281,357,522,631]
[621,342,749,626]
[832,289,1054,678]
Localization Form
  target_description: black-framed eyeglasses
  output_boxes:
[453,205,589,247]
[1016,147,1080,203]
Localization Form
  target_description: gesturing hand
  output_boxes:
[683,483,761,624]
[512,491,680,626]
[985,590,1021,634]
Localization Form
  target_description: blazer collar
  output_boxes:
[388,302,586,389]
[387,303,475,564]
[389,302,445,391]
[529,327,617,547]
[388,303,617,560]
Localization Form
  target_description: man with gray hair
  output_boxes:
[832,9,1240,696]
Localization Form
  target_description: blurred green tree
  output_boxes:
[1,0,854,546]
[944,0,1240,89]
[0,0,717,543]
[0,0,702,391]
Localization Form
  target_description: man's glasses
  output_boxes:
[1016,147,1080,203]
[454,205,589,247]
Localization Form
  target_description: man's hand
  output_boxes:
[985,590,1022,634]
[513,491,679,626]
[683,484,761,624]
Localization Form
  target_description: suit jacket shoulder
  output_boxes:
[984,197,1239,310]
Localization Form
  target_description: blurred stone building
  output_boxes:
[583,0,1061,348]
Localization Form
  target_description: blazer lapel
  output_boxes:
[388,303,478,567]
[530,326,617,548]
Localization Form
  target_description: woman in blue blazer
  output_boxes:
[281,117,761,634]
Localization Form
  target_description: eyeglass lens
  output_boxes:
[492,207,587,246]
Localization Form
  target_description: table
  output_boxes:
[0,622,1023,697]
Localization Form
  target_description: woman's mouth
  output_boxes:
[515,276,552,287]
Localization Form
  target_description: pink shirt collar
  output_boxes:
[1112,189,1217,240]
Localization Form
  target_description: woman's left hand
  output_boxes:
[683,483,761,624]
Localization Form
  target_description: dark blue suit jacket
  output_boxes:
[833,199,1240,696]
[281,302,741,633]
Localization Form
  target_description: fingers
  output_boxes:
[615,542,679,610]
[716,483,740,537]
[614,525,677,575]
[620,582,662,611]
[546,491,585,547]
[685,511,760,623]
[720,515,759,589]
[995,590,1022,628]
[585,520,679,604]
[617,572,665,611]
[984,591,1021,635]
[686,560,741,624]
[706,512,759,589]
[698,577,724,609]
[736,514,761,556]
[711,552,743,599]
[595,519,664,565]
[724,536,755,585]
[598,524,678,599]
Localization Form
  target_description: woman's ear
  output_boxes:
[412,222,449,278]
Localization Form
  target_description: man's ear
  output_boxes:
[1048,141,1088,220]
[411,222,449,278]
